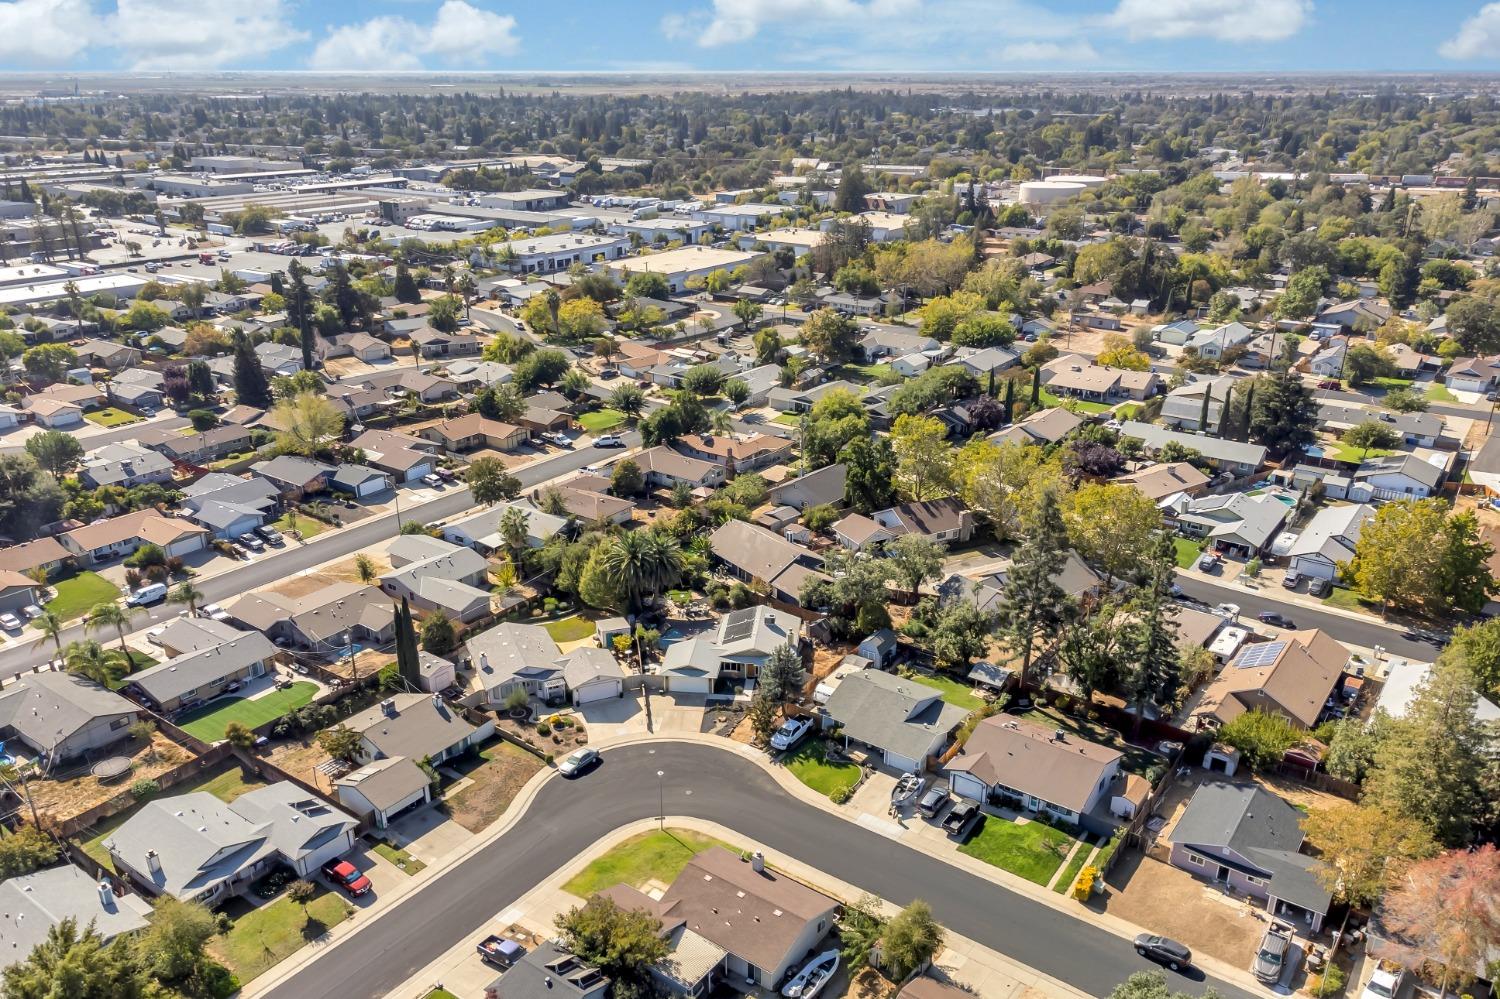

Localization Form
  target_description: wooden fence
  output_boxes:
[51,742,237,839]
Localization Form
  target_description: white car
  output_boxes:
[770,716,813,752]
[1361,966,1405,999]
[1213,603,1240,620]
[593,434,624,448]
[0,613,21,632]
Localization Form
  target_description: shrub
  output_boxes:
[536,722,551,736]
[130,778,160,799]
[1308,963,1347,995]
[831,785,855,805]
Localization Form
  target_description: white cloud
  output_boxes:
[998,41,1099,63]
[311,1,519,70]
[0,0,99,66]
[111,0,305,71]
[1441,3,1500,60]
[678,0,919,47]
[1104,0,1311,42]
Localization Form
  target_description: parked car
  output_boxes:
[1317,379,1342,389]
[1252,923,1294,984]
[769,716,813,752]
[321,859,372,897]
[435,467,457,482]
[0,613,21,632]
[1134,934,1192,972]
[200,603,231,622]
[942,800,980,839]
[20,604,42,621]
[1360,964,1406,999]
[422,472,444,488]
[916,786,949,819]
[1196,551,1219,572]
[558,747,600,777]
[1257,611,1294,629]
[126,582,168,606]
[256,526,284,545]
[239,533,264,552]
[593,434,624,448]
[1308,577,1332,598]
[1282,571,1301,590]
[544,432,574,448]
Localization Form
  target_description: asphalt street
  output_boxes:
[0,435,638,680]
[261,742,1256,999]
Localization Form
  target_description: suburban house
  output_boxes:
[989,407,1084,447]
[1315,298,1390,333]
[442,502,568,553]
[227,582,395,654]
[335,756,434,829]
[362,369,460,404]
[0,537,72,580]
[1188,629,1349,732]
[138,425,255,465]
[349,429,440,484]
[766,462,846,511]
[822,668,968,773]
[483,942,609,999]
[24,396,84,428]
[1285,504,1375,582]
[443,359,513,389]
[708,520,827,605]
[462,622,630,708]
[105,782,360,906]
[0,865,153,961]
[1352,453,1448,500]
[946,715,1138,835]
[658,605,803,695]
[419,414,528,454]
[769,379,864,414]
[634,446,726,491]
[831,512,896,552]
[529,484,635,526]
[670,433,794,473]
[1445,354,1500,393]
[1160,375,1238,433]
[1317,403,1455,449]
[871,499,976,545]
[126,632,279,714]
[62,510,210,564]
[178,473,280,539]
[344,692,492,767]
[1115,462,1210,504]
[379,535,493,623]
[75,339,142,370]
[1042,354,1160,402]
[331,464,394,499]
[250,456,336,501]
[600,847,839,991]
[0,570,40,615]
[409,326,481,359]
[153,617,251,659]
[1186,321,1255,361]
[1168,782,1332,932]
[0,671,139,763]
[1167,492,1289,558]
[1121,421,1267,475]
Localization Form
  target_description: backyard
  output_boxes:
[957,814,1077,886]
[1021,705,1168,782]
[578,408,625,434]
[563,828,735,898]
[43,571,120,621]
[177,682,319,742]
[542,615,596,644]
[783,737,862,800]
[903,670,986,712]
[84,407,140,428]
[1325,440,1395,463]
[81,764,267,867]
[209,888,352,984]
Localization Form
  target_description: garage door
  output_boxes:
[950,772,989,802]
[885,751,921,774]
[667,676,711,695]
[573,678,621,705]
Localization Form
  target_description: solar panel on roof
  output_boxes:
[1235,641,1285,669]
[721,611,757,643]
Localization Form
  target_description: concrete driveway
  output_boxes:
[578,696,649,743]
[651,692,712,734]
[385,805,478,865]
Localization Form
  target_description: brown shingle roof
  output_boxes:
[947,715,1121,813]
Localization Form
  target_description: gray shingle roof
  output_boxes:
[823,669,967,764]
[129,633,277,705]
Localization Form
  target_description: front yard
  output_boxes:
[1426,383,1459,402]
[1172,537,1205,569]
[371,840,426,875]
[82,764,267,867]
[275,513,326,539]
[578,408,625,434]
[958,815,1077,886]
[209,888,352,984]
[903,670,986,712]
[177,682,319,742]
[84,407,140,428]
[443,739,545,833]
[784,737,862,800]
[43,571,120,621]
[563,828,735,898]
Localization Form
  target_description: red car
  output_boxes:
[321,859,372,897]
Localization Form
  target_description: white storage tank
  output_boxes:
[1018,180,1086,206]
[1047,173,1109,189]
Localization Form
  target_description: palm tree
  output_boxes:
[710,409,733,433]
[599,531,683,612]
[456,272,478,321]
[170,582,204,615]
[31,611,65,659]
[499,506,530,566]
[86,601,139,665]
[63,639,118,687]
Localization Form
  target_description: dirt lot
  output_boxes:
[443,740,545,833]
[263,736,334,792]
[1100,850,1269,967]
[30,730,195,824]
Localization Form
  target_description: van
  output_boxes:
[126,582,168,607]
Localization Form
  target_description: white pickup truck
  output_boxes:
[1360,963,1406,999]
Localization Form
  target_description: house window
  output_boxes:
[1245,874,1268,887]
[1186,852,1207,867]
[110,717,130,730]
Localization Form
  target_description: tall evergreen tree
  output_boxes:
[997,489,1069,688]
[1125,532,1181,735]
[393,260,421,303]
[286,259,314,371]
[395,597,421,691]
[1249,368,1316,458]
[231,332,270,408]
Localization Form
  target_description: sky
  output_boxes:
[6,0,1500,75]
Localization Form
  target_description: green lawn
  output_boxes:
[839,362,894,383]
[1369,376,1414,390]
[1173,537,1204,569]
[177,682,319,742]
[84,407,140,428]
[1038,388,1063,408]
[43,571,120,621]
[1322,586,1377,614]
[1426,383,1459,402]
[958,816,1077,885]
[579,408,625,433]
[1113,403,1142,420]
[1325,440,1395,463]
[105,649,160,690]
[372,840,426,875]
[905,671,986,712]
[210,890,352,984]
[563,828,735,898]
[424,990,460,999]
[543,615,596,643]
[82,765,267,867]
[1052,841,1092,894]
[274,513,325,539]
[773,412,802,426]
[784,737,862,799]
[1069,400,1115,414]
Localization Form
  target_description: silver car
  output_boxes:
[1252,923,1293,984]
[557,748,599,778]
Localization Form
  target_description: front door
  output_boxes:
[1215,865,1230,883]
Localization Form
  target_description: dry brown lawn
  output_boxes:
[1101,852,1268,967]
[264,737,334,792]
[848,967,898,999]
[444,741,544,833]
[30,730,194,824]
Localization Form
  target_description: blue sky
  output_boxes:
[4,0,1500,74]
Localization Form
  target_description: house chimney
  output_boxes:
[750,851,765,873]
[145,850,162,877]
[97,881,114,907]
[1054,729,1067,743]
[381,698,397,717]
